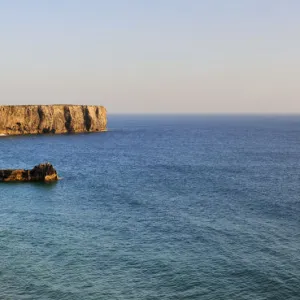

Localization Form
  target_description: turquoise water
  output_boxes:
[0,115,300,299]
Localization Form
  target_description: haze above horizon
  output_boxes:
[0,1,299,114]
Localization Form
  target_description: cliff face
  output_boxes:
[0,105,107,135]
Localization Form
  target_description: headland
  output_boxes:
[0,105,107,135]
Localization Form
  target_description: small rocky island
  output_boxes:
[0,163,58,182]
[0,105,107,136]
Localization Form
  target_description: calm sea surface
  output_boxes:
[0,115,300,300]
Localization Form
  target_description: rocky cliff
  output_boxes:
[0,105,107,135]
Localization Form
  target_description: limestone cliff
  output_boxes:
[0,105,107,135]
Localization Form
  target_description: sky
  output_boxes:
[0,0,299,114]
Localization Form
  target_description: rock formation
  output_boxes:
[0,163,58,182]
[0,105,107,135]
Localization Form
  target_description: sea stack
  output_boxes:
[0,105,107,136]
[0,163,58,182]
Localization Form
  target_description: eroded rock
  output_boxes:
[0,163,59,182]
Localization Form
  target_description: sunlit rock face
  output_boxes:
[0,105,107,135]
[0,163,59,182]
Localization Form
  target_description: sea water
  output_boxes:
[0,115,299,299]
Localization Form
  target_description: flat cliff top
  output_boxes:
[0,104,105,108]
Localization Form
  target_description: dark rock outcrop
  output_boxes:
[0,163,58,182]
[0,105,107,136]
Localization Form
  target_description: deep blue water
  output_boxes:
[0,115,300,300]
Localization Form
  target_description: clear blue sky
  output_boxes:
[0,0,299,113]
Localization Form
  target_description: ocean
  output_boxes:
[0,115,299,299]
